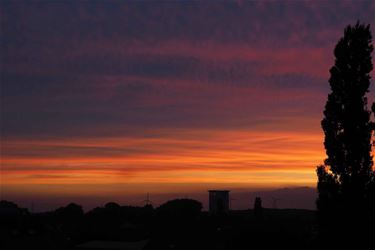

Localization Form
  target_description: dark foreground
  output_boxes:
[1,200,319,250]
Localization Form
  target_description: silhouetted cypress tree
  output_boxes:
[316,22,374,239]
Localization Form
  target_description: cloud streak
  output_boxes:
[1,129,323,189]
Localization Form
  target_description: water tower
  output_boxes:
[208,190,230,214]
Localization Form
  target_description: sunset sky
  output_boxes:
[1,0,375,210]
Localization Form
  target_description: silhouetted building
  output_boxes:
[208,190,230,214]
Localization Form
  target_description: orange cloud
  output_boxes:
[1,129,324,193]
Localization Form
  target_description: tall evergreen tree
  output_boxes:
[317,22,374,220]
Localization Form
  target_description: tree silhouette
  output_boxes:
[316,22,375,242]
[157,199,202,218]
[54,203,84,220]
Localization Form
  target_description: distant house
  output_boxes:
[75,240,149,250]
[208,190,230,214]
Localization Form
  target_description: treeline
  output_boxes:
[0,199,316,250]
[0,199,203,250]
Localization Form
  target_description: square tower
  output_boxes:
[208,190,230,214]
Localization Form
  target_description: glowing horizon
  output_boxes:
[1,128,324,199]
